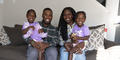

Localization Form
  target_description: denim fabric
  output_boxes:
[60,46,86,60]
[27,45,38,60]
[45,47,58,60]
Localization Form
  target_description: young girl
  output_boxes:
[71,11,90,53]
[22,9,49,60]
[22,9,47,43]
[65,11,90,60]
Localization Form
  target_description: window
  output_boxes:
[97,0,106,7]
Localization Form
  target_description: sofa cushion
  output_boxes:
[96,45,120,60]
[86,50,97,60]
[3,26,27,46]
[0,27,11,46]
[0,45,27,60]
[86,24,105,50]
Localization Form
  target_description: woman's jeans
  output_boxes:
[60,46,86,60]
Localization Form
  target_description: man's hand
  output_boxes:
[40,42,49,48]
[38,42,50,51]
[31,40,40,49]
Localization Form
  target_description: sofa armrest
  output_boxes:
[86,50,97,60]
[104,39,120,49]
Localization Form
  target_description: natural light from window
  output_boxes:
[0,0,3,4]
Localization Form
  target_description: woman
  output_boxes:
[58,7,87,60]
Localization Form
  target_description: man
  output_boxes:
[38,8,59,60]
[23,8,59,60]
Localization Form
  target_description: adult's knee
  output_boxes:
[45,47,58,56]
[60,47,68,54]
[60,47,68,60]
[27,46,38,60]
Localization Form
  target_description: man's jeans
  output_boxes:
[27,45,38,60]
[45,46,58,60]
[60,46,86,60]
[27,45,58,60]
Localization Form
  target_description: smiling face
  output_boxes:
[26,11,36,23]
[63,9,73,24]
[76,13,86,27]
[42,10,52,25]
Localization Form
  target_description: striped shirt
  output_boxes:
[38,21,60,46]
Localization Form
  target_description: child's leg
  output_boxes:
[64,42,73,60]
[60,47,69,60]
[74,50,86,60]
[38,41,49,60]
[27,46,38,60]
[74,42,85,54]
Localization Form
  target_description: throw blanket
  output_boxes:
[97,46,120,60]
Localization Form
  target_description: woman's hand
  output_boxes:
[72,43,84,54]
[64,42,72,52]
[71,36,79,43]
[70,33,79,43]
[72,36,80,41]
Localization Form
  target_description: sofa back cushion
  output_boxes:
[3,26,27,46]
[0,27,11,46]
[85,24,105,50]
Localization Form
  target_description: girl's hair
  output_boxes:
[75,11,86,19]
[26,9,36,17]
[58,7,76,41]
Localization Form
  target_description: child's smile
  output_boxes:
[76,13,85,27]
[27,11,36,23]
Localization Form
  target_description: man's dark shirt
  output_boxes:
[38,21,60,47]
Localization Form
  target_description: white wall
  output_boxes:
[66,0,119,41]
[0,1,3,28]
[3,0,68,27]
[105,0,119,41]
[2,0,120,41]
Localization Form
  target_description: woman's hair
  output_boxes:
[26,9,36,18]
[58,7,76,41]
[75,11,86,19]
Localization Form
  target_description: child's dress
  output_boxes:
[72,24,90,47]
[22,22,47,42]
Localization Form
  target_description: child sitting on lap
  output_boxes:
[22,9,48,51]
[65,11,90,54]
